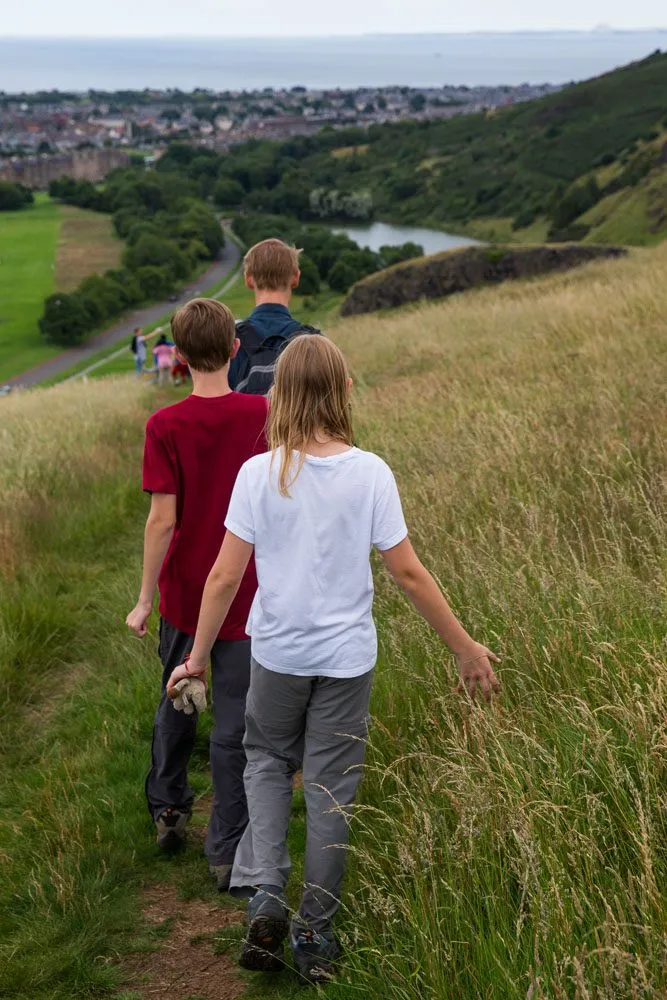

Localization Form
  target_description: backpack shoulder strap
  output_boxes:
[235,320,269,355]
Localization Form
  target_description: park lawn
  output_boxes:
[0,195,62,382]
[54,204,123,291]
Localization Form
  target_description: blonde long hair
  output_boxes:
[268,335,354,497]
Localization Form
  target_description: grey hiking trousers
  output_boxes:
[145,619,251,866]
[230,658,374,933]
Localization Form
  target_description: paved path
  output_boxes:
[7,235,241,388]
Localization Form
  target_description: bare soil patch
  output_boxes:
[54,205,122,291]
[124,884,245,1000]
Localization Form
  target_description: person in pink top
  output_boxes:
[153,335,175,386]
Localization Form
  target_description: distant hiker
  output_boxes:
[131,327,147,378]
[153,334,174,387]
[125,298,268,892]
[229,238,320,395]
[171,356,190,386]
[166,335,500,984]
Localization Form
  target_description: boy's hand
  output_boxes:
[455,643,501,702]
[126,600,153,638]
[166,660,207,697]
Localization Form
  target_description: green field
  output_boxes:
[2,241,666,998]
[0,195,62,382]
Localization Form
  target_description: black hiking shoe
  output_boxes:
[209,863,233,893]
[291,928,341,986]
[155,808,189,850]
[239,886,289,973]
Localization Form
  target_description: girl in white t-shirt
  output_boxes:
[167,335,500,984]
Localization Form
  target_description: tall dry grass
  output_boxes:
[0,378,152,716]
[329,245,667,998]
[0,378,148,572]
[1,245,666,998]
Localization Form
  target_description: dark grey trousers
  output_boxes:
[230,659,374,933]
[145,619,251,866]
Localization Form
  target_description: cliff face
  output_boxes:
[340,244,628,317]
[0,149,130,189]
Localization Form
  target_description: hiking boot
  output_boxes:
[239,886,289,973]
[291,928,341,986]
[209,863,233,893]
[155,808,189,850]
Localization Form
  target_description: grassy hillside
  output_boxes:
[177,50,667,242]
[2,244,666,998]
[582,165,667,245]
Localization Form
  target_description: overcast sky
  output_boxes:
[3,0,666,37]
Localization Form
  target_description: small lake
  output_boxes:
[332,221,480,255]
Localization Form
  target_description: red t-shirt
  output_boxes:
[142,392,268,640]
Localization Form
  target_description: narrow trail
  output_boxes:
[7,236,240,388]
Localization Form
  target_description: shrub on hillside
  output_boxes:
[123,233,190,280]
[548,177,602,237]
[39,292,92,346]
[105,269,143,306]
[297,254,321,295]
[328,258,359,293]
[0,180,34,211]
[135,265,174,300]
[379,241,424,267]
[512,208,540,230]
[78,274,127,322]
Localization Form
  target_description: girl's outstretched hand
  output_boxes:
[455,643,501,702]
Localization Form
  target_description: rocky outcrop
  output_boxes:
[340,244,627,317]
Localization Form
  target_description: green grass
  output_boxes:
[2,241,666,998]
[0,194,62,382]
[582,170,667,246]
[438,216,550,245]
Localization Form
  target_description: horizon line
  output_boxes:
[2,27,667,41]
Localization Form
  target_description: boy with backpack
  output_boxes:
[229,238,320,395]
[126,299,268,890]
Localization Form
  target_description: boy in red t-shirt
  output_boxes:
[126,298,267,888]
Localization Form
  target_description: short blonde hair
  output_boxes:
[244,238,301,291]
[170,298,236,372]
[268,335,354,497]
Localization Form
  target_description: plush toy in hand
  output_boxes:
[168,677,207,715]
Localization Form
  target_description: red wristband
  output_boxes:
[183,653,204,676]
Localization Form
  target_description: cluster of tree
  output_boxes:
[0,181,34,211]
[232,212,423,294]
[41,166,223,346]
[152,51,667,238]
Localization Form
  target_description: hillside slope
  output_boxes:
[170,49,667,241]
[2,243,666,998]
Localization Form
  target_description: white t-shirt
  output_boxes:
[225,447,408,678]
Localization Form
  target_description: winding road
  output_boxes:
[7,235,241,388]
